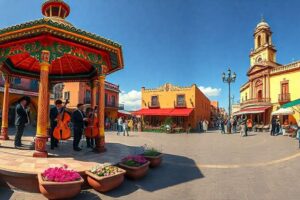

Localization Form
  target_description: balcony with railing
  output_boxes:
[174,100,187,108]
[105,102,119,109]
[148,101,160,108]
[278,93,290,104]
[240,97,272,108]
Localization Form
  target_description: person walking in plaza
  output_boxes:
[246,118,253,133]
[14,97,30,148]
[275,116,281,135]
[271,116,277,136]
[220,118,225,134]
[117,117,123,135]
[224,118,228,133]
[198,120,202,133]
[243,115,248,136]
[240,115,247,137]
[296,119,300,149]
[202,119,209,133]
[123,119,129,136]
[49,100,64,150]
[226,118,231,134]
[71,103,88,151]
[128,118,134,132]
[231,117,237,133]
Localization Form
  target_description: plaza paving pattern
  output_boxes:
[1,130,300,200]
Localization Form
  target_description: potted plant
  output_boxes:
[163,117,173,133]
[85,165,126,193]
[142,146,163,168]
[118,155,150,179]
[38,165,84,200]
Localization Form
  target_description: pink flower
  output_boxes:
[41,166,81,182]
[122,155,147,164]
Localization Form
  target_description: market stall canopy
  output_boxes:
[118,110,132,117]
[133,108,193,117]
[282,99,300,109]
[233,106,271,116]
[0,0,124,82]
[271,108,294,115]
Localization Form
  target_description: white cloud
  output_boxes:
[198,86,221,97]
[119,90,141,111]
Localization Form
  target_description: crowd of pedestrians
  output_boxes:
[112,116,142,136]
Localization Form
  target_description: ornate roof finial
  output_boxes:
[256,14,269,29]
[261,14,265,22]
[42,0,71,19]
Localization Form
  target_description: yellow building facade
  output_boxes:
[135,83,211,130]
[239,18,300,124]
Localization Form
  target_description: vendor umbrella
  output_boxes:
[271,108,294,115]
[281,98,300,113]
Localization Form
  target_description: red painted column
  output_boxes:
[0,75,11,140]
[95,66,107,152]
[33,50,51,158]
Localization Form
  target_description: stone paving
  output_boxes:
[0,135,133,174]
[1,130,300,200]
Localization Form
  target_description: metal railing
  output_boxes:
[105,102,119,108]
[278,93,290,103]
[240,98,271,106]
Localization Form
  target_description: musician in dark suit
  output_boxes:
[15,97,30,148]
[71,103,88,151]
[49,100,63,150]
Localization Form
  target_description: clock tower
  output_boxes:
[249,17,277,66]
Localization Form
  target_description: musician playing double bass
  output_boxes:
[49,100,63,150]
[71,103,88,151]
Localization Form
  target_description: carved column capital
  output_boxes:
[95,64,108,77]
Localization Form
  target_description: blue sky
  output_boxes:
[1,0,300,110]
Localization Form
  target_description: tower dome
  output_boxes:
[256,17,270,29]
[41,0,72,26]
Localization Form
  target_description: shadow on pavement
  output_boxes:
[105,153,204,198]
[0,187,14,200]
[74,190,103,200]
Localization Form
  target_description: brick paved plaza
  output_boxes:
[1,130,300,200]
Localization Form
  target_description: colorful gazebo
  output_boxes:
[0,0,124,157]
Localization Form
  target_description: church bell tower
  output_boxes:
[250,17,277,66]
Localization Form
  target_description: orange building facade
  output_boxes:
[51,81,121,121]
[134,83,211,130]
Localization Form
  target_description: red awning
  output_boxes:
[133,108,193,117]
[233,106,271,115]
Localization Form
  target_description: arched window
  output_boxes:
[266,35,270,44]
[257,35,261,47]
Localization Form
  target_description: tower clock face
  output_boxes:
[256,56,262,63]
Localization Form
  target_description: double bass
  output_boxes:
[84,106,99,138]
[53,100,71,140]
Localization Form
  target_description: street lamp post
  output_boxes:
[222,68,236,133]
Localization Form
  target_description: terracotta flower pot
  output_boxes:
[85,169,126,193]
[118,161,150,180]
[143,153,163,168]
[38,173,84,200]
